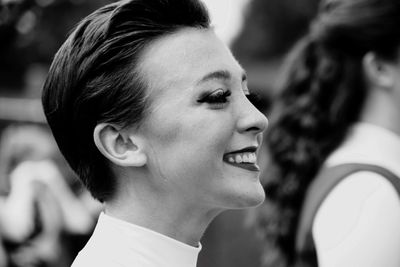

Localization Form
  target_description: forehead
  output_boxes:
[137,28,244,97]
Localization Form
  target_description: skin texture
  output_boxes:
[102,28,268,246]
[138,28,267,209]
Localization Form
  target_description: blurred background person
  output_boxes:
[258,0,400,266]
[0,124,100,267]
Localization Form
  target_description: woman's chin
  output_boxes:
[243,187,266,208]
[226,184,266,209]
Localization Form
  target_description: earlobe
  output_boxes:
[363,52,395,89]
[93,123,147,167]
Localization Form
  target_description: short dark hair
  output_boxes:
[42,0,210,202]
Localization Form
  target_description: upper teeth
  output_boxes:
[227,152,256,164]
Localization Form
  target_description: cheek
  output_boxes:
[147,105,184,143]
[184,116,235,156]
[153,119,182,145]
[152,109,234,149]
[144,107,236,174]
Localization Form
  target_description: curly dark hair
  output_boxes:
[258,0,400,266]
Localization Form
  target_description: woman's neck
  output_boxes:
[103,177,222,247]
[360,86,400,137]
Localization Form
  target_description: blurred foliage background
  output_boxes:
[0,0,319,100]
[0,0,114,98]
[0,0,320,266]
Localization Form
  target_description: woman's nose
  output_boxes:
[237,97,268,134]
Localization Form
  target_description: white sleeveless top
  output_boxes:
[313,123,400,267]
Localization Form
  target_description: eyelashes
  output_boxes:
[197,89,231,104]
[197,89,261,108]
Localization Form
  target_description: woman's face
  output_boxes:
[136,28,268,210]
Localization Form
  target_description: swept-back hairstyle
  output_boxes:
[260,0,400,265]
[42,0,210,202]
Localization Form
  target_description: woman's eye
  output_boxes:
[197,89,231,105]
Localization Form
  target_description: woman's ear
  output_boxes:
[93,123,147,167]
[363,52,395,89]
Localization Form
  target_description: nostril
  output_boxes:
[241,112,268,134]
[246,126,261,132]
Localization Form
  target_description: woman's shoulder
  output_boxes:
[312,171,400,266]
[312,171,400,263]
[320,169,399,207]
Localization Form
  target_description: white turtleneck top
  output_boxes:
[71,212,201,267]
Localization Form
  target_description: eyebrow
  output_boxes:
[197,70,247,85]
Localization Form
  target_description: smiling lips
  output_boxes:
[223,147,260,172]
